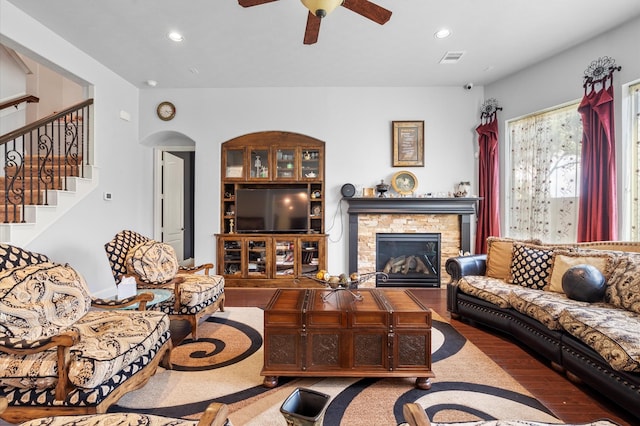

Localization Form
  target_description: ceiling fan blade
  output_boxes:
[341,0,392,25]
[303,12,321,45]
[238,0,279,7]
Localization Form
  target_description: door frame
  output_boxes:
[153,146,195,257]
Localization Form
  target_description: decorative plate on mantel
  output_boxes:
[391,171,418,195]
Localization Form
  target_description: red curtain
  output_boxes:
[577,71,618,242]
[475,113,501,253]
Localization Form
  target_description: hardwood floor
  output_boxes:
[224,287,636,426]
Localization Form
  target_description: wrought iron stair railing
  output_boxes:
[0,99,93,223]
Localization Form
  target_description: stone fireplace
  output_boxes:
[345,197,479,288]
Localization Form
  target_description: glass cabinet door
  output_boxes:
[224,148,245,179]
[300,149,321,180]
[249,148,270,180]
[247,239,268,279]
[222,239,243,277]
[299,239,322,276]
[274,239,296,277]
[275,148,296,180]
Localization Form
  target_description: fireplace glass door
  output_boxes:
[376,233,440,287]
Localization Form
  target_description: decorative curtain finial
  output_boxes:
[583,56,621,85]
[480,98,502,119]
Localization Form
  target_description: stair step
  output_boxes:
[0,205,24,223]
[18,155,83,166]
[0,189,47,205]
[4,165,81,175]
[0,176,70,190]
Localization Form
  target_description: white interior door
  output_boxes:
[163,152,185,262]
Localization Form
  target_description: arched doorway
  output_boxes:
[141,131,195,265]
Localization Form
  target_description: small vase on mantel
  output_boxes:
[376,180,390,198]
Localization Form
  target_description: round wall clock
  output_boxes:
[391,171,418,195]
[156,101,176,121]
[341,183,356,198]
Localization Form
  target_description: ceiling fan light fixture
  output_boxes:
[301,0,343,18]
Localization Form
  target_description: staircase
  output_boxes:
[0,99,96,245]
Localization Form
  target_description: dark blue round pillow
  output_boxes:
[561,264,606,302]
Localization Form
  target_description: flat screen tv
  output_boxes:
[236,188,309,233]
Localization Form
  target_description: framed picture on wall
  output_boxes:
[392,121,424,167]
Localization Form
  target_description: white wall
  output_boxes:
[485,15,640,237]
[1,0,152,297]
[139,86,484,272]
[22,55,84,122]
[0,44,27,136]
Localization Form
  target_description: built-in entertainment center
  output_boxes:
[216,131,327,286]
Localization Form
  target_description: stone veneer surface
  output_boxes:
[356,213,460,288]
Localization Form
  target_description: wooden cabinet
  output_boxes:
[261,288,434,389]
[216,234,326,286]
[218,132,326,286]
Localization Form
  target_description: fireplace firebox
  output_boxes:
[376,233,440,287]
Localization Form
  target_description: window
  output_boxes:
[630,83,640,239]
[506,103,582,243]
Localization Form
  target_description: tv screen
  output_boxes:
[236,188,309,233]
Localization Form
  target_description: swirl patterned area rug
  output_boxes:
[111,307,561,425]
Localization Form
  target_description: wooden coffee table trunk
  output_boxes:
[261,288,434,389]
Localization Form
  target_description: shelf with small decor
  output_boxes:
[218,131,326,287]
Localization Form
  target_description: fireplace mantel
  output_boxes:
[345,197,480,275]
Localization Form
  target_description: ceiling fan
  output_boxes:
[238,0,392,45]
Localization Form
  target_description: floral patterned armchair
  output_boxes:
[0,244,172,424]
[104,230,225,340]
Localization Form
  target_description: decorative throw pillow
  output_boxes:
[561,264,606,302]
[510,242,556,290]
[105,230,151,280]
[605,253,640,313]
[486,237,541,282]
[0,243,50,271]
[546,250,616,293]
[126,240,179,284]
[0,262,91,340]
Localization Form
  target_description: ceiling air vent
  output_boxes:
[439,51,465,64]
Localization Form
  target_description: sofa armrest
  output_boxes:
[179,263,214,275]
[445,254,487,283]
[198,402,229,426]
[402,402,431,426]
[91,292,154,310]
[0,331,79,353]
[0,331,79,401]
[445,254,487,316]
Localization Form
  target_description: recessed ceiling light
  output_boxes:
[434,29,451,39]
[168,32,184,42]
[146,79,158,87]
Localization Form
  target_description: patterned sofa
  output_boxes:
[105,230,225,340]
[446,238,640,421]
[0,245,172,423]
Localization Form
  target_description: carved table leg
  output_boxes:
[263,376,278,388]
[415,377,431,390]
